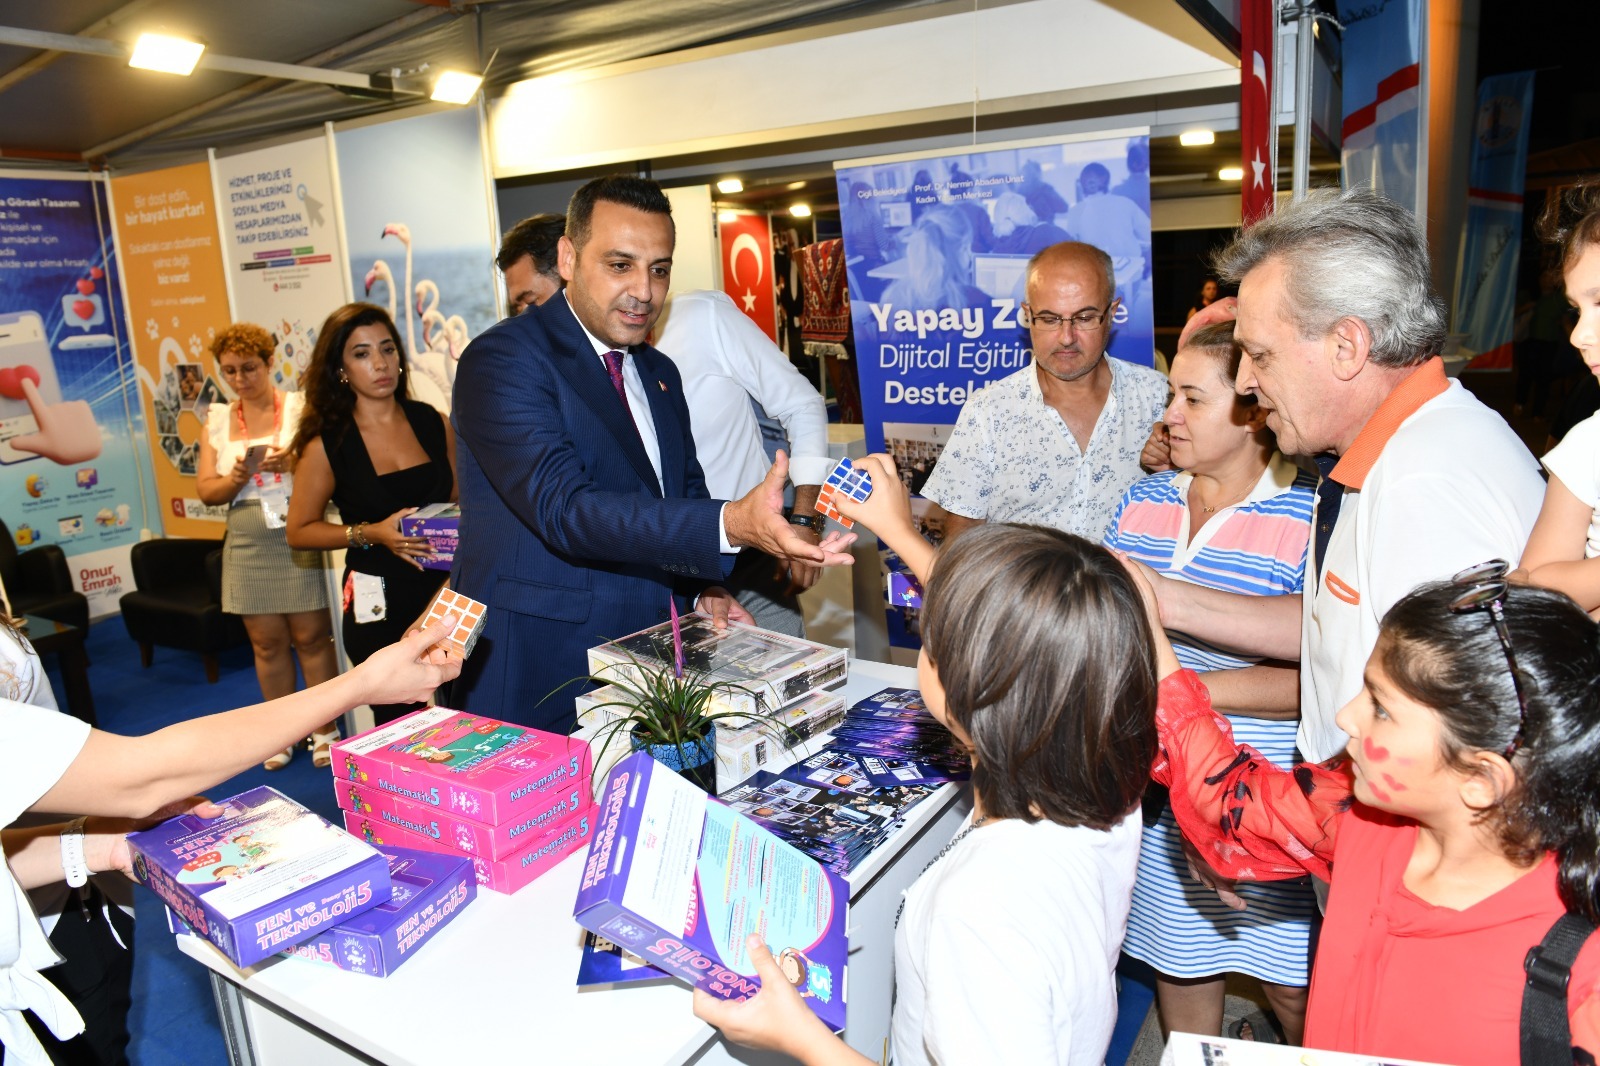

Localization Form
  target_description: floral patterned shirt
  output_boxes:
[921,357,1168,540]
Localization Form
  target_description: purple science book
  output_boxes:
[333,706,592,828]
[279,846,475,976]
[127,786,390,968]
[573,752,849,1030]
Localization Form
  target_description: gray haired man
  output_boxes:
[1139,188,1543,764]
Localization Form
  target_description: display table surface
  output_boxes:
[178,659,971,1066]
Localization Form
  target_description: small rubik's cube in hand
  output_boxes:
[815,457,873,529]
[421,587,486,659]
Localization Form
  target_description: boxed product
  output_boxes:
[885,570,924,610]
[127,786,390,968]
[573,751,849,1029]
[400,503,459,572]
[344,801,596,895]
[574,684,848,793]
[586,617,847,719]
[338,775,591,862]
[1161,1032,1449,1065]
[334,707,592,828]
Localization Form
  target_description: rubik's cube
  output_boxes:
[816,457,872,529]
[422,587,486,659]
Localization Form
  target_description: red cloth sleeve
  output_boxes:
[1151,669,1354,883]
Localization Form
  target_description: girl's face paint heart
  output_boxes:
[1362,736,1390,762]
[75,279,94,296]
[0,364,41,401]
[72,299,95,321]
[1380,773,1408,792]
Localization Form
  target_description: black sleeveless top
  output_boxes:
[324,398,453,580]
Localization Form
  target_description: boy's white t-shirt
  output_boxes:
[1542,411,1600,559]
[891,809,1142,1066]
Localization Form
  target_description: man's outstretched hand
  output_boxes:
[724,451,855,567]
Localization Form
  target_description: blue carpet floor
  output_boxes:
[39,618,1156,1066]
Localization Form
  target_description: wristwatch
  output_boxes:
[787,513,821,531]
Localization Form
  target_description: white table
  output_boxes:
[180,659,971,1066]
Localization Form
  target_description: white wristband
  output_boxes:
[60,817,89,888]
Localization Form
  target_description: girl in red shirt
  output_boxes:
[1134,565,1600,1064]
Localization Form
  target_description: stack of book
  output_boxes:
[578,617,849,792]
[331,707,596,894]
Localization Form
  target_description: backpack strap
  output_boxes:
[1522,912,1598,1066]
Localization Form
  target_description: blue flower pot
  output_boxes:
[630,729,717,793]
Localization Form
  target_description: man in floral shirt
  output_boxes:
[921,241,1167,541]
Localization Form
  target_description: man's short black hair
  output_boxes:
[566,175,673,252]
[496,213,565,277]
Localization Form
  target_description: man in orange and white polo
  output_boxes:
[1139,189,1543,764]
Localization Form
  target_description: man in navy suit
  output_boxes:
[449,176,847,731]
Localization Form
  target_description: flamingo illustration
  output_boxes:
[364,260,397,320]
[380,223,416,356]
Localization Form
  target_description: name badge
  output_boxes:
[351,571,387,623]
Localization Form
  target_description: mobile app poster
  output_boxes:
[0,171,159,614]
[111,161,235,536]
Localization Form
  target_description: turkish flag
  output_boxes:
[1240,0,1276,225]
[718,212,777,341]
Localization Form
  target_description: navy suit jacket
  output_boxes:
[449,295,729,731]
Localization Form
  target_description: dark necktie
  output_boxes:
[603,349,643,443]
[1312,453,1343,583]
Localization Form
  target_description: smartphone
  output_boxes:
[0,311,64,465]
[242,443,269,474]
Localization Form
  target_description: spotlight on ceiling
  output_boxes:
[786,180,807,190]
[1179,129,1216,147]
[789,203,812,218]
[431,70,483,105]
[1218,166,1245,181]
[128,32,205,75]
[716,178,744,194]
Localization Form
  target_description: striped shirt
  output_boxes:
[1103,454,1316,673]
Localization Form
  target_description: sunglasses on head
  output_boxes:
[1448,559,1527,759]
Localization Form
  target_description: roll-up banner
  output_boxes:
[0,171,158,616]
[334,107,501,414]
[109,161,235,535]
[1454,71,1536,371]
[211,133,349,392]
[1336,0,1427,215]
[835,131,1152,645]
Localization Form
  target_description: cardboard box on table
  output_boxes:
[573,751,849,1029]
[344,804,595,895]
[128,786,390,968]
[337,773,591,862]
[332,706,591,828]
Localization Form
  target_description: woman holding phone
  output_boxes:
[196,323,337,771]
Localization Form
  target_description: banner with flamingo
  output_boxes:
[334,107,500,415]
[111,160,236,538]
[212,133,349,394]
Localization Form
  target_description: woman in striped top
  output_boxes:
[1103,321,1318,1043]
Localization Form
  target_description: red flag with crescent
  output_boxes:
[1240,0,1276,226]
[718,212,777,341]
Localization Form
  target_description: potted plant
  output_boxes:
[577,604,794,794]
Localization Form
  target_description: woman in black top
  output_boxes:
[286,303,456,736]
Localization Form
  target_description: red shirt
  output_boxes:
[1152,669,1600,1064]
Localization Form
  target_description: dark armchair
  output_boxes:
[0,517,89,631]
[119,537,247,683]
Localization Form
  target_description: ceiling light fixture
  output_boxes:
[431,70,483,105]
[1218,166,1245,181]
[786,180,807,191]
[789,203,811,218]
[717,210,739,224]
[128,32,204,75]
[1178,129,1216,147]
[716,178,744,194]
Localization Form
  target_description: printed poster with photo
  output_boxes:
[212,133,349,395]
[0,171,159,615]
[111,161,235,536]
[335,106,500,415]
[835,131,1152,644]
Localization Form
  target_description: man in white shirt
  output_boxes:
[921,241,1168,542]
[1141,188,1544,763]
[654,290,831,636]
